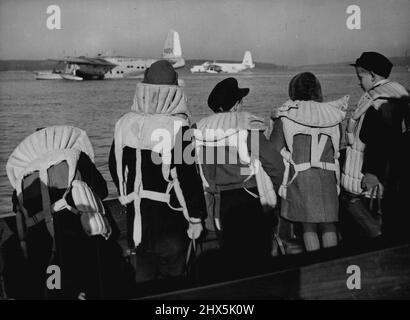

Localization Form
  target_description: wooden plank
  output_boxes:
[0,213,16,219]
[140,244,410,300]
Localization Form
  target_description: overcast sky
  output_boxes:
[0,0,409,66]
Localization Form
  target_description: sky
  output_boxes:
[0,0,409,66]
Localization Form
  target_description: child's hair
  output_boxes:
[288,72,323,102]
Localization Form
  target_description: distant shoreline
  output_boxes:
[1,56,409,72]
[0,60,59,72]
[0,59,288,72]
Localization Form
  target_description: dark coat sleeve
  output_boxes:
[108,140,119,190]
[248,124,285,192]
[268,119,287,187]
[78,152,108,200]
[12,190,19,213]
[360,106,390,180]
[269,118,286,152]
[174,126,206,220]
[361,98,409,182]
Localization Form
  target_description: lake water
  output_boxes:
[1,67,409,216]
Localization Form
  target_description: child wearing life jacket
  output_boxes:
[6,126,114,299]
[270,72,349,252]
[340,52,409,244]
[109,60,206,284]
[193,77,283,275]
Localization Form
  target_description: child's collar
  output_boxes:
[368,79,390,93]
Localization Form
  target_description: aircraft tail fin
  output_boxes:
[242,51,255,68]
[162,30,183,59]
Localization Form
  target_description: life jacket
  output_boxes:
[342,80,409,197]
[274,96,349,199]
[193,111,277,231]
[114,82,193,247]
[6,126,111,258]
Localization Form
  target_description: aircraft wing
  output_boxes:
[50,56,117,68]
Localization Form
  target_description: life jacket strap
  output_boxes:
[293,161,337,172]
[243,187,259,198]
[279,148,297,199]
[253,158,277,208]
[279,129,338,199]
[52,198,79,214]
[119,189,171,205]
[169,167,190,221]
[124,165,189,247]
[24,198,80,228]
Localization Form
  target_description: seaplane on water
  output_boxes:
[104,29,185,79]
[190,51,255,74]
[36,56,117,80]
[35,30,185,81]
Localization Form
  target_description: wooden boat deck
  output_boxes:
[104,198,410,300]
[140,244,410,300]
